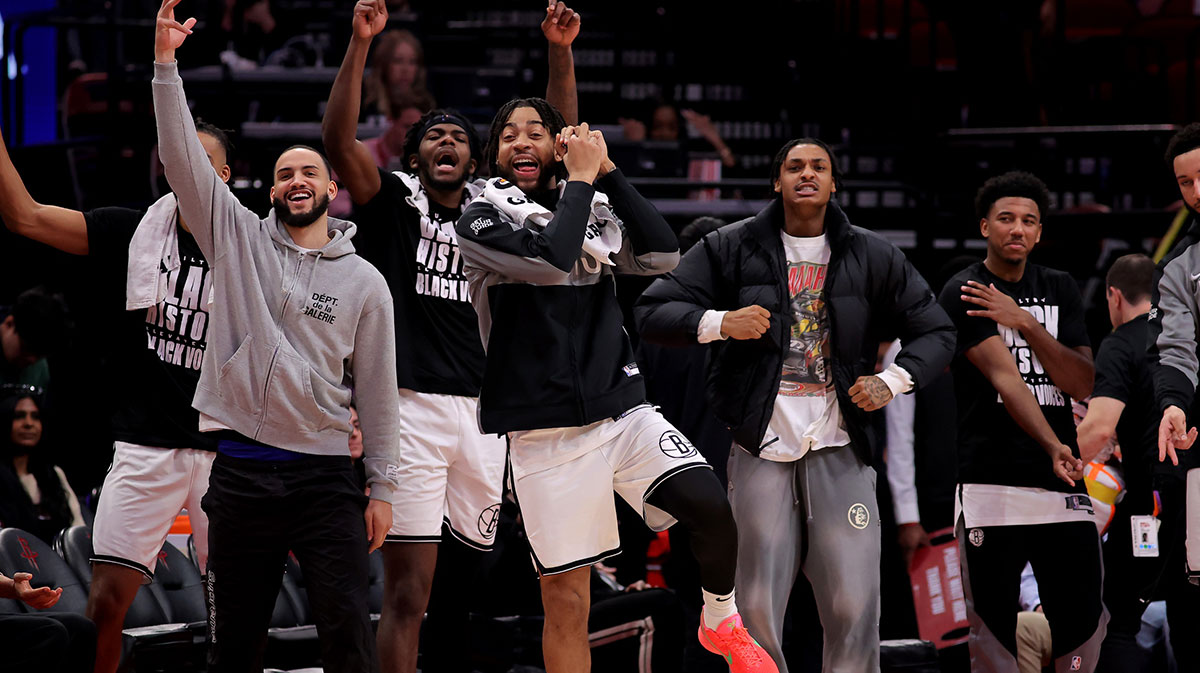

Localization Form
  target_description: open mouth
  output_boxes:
[512,155,540,177]
[287,188,314,205]
[434,148,459,172]
[795,182,819,196]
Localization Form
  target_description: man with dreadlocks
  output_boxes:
[455,99,777,673]
[322,1,581,671]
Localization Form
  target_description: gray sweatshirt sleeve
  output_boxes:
[1150,245,1200,413]
[152,60,247,264]
[352,287,400,503]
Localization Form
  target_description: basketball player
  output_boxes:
[0,115,231,673]
[154,2,398,670]
[321,1,580,670]
[636,138,956,673]
[938,171,1107,672]
[456,100,777,673]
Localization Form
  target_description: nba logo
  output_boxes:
[1070,656,1082,670]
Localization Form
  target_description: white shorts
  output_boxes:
[387,389,507,550]
[509,405,710,575]
[92,441,215,579]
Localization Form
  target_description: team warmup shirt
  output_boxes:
[939,262,1089,495]
[353,168,486,396]
[1092,315,1162,499]
[85,207,216,450]
[761,232,849,461]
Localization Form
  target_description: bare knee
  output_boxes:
[86,564,144,622]
[382,544,436,620]
[540,568,590,628]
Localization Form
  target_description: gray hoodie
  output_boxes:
[153,61,399,501]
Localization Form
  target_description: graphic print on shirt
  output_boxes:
[779,260,831,397]
[143,254,211,371]
[997,298,1065,407]
[414,211,470,303]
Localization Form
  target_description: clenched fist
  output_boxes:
[721,305,770,340]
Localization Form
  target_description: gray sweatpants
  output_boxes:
[728,443,881,673]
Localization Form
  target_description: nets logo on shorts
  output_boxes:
[847,503,870,529]
[478,503,501,540]
[1070,656,1082,670]
[968,528,985,547]
[659,432,697,458]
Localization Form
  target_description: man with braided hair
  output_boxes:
[321,2,581,671]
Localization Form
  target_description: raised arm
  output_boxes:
[322,0,387,205]
[593,140,679,275]
[457,128,603,282]
[0,127,88,255]
[966,336,1083,485]
[152,0,242,262]
[542,1,580,125]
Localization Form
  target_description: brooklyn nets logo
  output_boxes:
[478,503,501,540]
[968,528,985,547]
[847,503,870,530]
[659,432,697,458]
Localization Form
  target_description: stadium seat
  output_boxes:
[151,540,206,625]
[0,528,89,614]
[53,525,170,628]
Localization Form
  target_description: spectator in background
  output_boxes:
[0,570,96,673]
[364,30,432,122]
[363,92,436,173]
[0,286,72,390]
[0,392,83,543]
[620,102,737,170]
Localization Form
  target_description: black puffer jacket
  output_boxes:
[634,200,955,459]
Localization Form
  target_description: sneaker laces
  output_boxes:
[725,624,764,666]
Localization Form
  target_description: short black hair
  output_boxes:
[484,98,567,178]
[1166,122,1200,166]
[974,171,1050,221]
[678,217,727,253]
[277,144,332,178]
[195,118,234,161]
[1106,253,1155,304]
[402,108,483,177]
[10,286,71,358]
[769,138,841,192]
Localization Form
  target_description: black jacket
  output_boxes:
[456,171,679,434]
[635,200,955,458]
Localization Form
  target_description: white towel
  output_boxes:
[125,193,180,311]
[479,178,623,266]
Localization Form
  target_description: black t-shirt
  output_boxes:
[1092,315,1169,502]
[351,169,487,396]
[938,262,1089,493]
[85,207,215,450]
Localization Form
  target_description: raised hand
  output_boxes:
[352,0,388,41]
[542,0,581,47]
[155,0,196,63]
[561,123,604,183]
[849,375,894,411]
[720,305,771,340]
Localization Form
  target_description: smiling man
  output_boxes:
[320,2,580,671]
[938,171,1107,673]
[636,138,953,673]
[153,2,399,671]
[456,101,777,673]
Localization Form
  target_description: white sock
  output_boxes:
[702,588,738,629]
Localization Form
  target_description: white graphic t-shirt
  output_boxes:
[760,232,851,462]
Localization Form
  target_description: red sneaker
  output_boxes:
[698,611,780,673]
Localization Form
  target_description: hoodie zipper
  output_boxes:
[254,250,307,438]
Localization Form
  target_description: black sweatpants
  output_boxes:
[202,452,377,673]
[0,612,95,673]
[958,519,1107,673]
